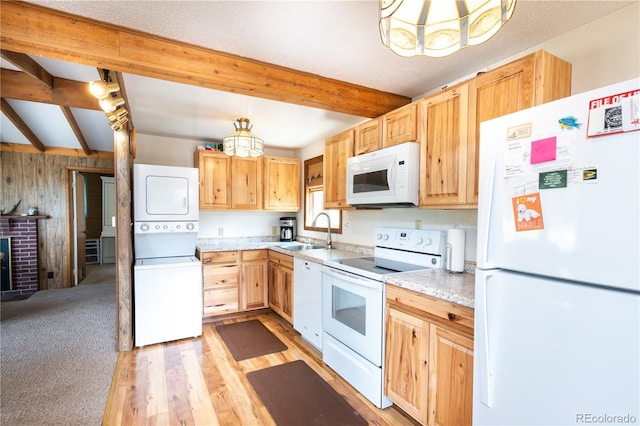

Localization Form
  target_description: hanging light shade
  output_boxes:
[380,0,517,57]
[223,118,264,157]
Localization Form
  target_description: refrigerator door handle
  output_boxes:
[477,136,496,267]
[478,271,494,407]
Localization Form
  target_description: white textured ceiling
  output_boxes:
[1,1,636,153]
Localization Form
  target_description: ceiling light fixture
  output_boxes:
[99,96,125,114]
[89,80,120,99]
[379,0,516,57]
[223,118,264,157]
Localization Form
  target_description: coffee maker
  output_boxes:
[279,217,296,241]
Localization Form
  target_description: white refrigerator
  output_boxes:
[474,78,640,425]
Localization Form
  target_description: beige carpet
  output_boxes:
[1,265,118,426]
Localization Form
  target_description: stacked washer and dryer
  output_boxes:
[133,164,202,347]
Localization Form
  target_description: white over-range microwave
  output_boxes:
[346,141,420,208]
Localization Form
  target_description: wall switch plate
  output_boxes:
[343,220,350,230]
[218,227,224,236]
[415,220,422,229]
[272,226,277,235]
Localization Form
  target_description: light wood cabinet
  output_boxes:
[418,85,469,207]
[355,118,381,155]
[267,250,293,324]
[231,156,263,210]
[196,151,301,211]
[385,284,474,426]
[201,250,239,317]
[240,249,268,310]
[263,156,301,211]
[418,50,571,208]
[195,151,232,209]
[382,102,417,148]
[324,128,354,209]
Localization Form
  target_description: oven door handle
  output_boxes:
[322,266,382,290]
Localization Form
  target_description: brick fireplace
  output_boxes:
[1,216,43,298]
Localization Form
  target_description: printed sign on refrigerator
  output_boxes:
[587,89,640,137]
[512,193,544,232]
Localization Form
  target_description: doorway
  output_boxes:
[66,167,114,287]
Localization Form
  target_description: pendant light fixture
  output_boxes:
[223,118,264,157]
[380,0,516,57]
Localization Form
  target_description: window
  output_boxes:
[304,155,341,233]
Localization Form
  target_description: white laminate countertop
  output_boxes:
[196,239,475,309]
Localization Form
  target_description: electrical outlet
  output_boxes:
[218,227,224,236]
[343,220,350,230]
[272,226,277,235]
[415,220,422,229]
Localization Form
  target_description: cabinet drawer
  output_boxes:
[203,265,238,289]
[386,284,474,331]
[268,251,293,269]
[241,249,267,261]
[200,250,238,265]
[204,288,238,315]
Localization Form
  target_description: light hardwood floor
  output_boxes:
[103,311,418,425]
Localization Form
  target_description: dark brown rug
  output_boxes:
[247,360,368,426]
[216,319,287,361]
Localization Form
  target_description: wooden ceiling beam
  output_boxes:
[0,1,410,118]
[1,98,45,152]
[0,69,100,110]
[60,106,92,155]
[0,49,54,88]
[0,50,94,154]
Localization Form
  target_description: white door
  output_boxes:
[473,269,640,425]
[477,79,640,291]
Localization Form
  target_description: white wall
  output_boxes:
[136,4,639,260]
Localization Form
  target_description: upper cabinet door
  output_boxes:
[196,151,232,209]
[232,156,263,210]
[355,118,381,155]
[382,103,417,148]
[324,128,354,209]
[466,51,571,204]
[418,85,469,207]
[263,156,301,212]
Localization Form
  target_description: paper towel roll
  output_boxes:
[446,228,466,273]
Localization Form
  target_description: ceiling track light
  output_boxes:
[223,117,264,157]
[99,96,125,113]
[89,80,120,99]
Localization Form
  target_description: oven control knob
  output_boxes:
[416,237,423,244]
[140,223,149,232]
[163,225,169,230]
[186,223,195,231]
[155,225,161,230]
[423,238,432,246]
[176,224,181,230]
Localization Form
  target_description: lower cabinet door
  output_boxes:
[385,305,430,424]
[428,325,474,426]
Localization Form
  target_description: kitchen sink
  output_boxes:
[277,243,326,251]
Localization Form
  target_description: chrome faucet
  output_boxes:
[312,212,332,249]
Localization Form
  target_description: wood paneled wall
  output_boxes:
[1,150,114,289]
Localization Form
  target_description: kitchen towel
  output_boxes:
[446,227,466,273]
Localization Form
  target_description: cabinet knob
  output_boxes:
[447,313,457,321]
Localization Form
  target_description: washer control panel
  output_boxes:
[134,221,198,234]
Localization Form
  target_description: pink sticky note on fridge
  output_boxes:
[530,136,557,164]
